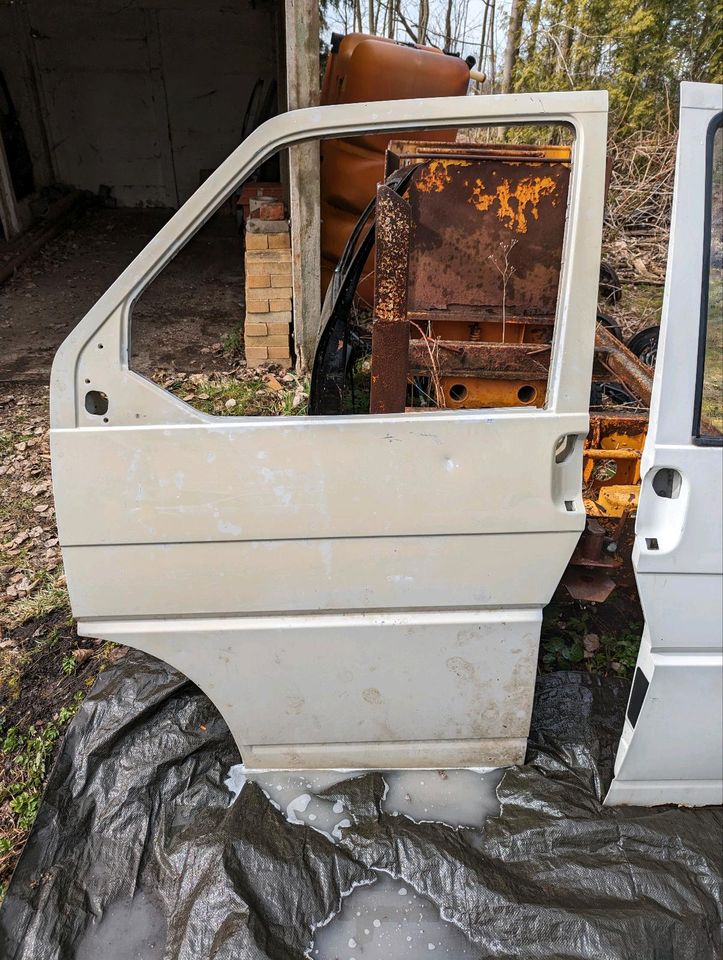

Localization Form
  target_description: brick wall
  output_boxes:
[244,217,293,366]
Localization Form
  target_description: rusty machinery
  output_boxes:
[311,140,654,601]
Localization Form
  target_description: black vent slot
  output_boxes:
[627,667,650,728]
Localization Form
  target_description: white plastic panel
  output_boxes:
[51,91,609,768]
[606,82,723,806]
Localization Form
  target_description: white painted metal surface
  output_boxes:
[50,92,608,769]
[606,82,723,807]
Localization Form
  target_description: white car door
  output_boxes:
[51,92,608,770]
[606,82,723,806]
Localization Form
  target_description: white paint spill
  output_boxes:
[224,764,246,801]
[286,793,311,824]
[332,818,351,840]
[221,765,505,959]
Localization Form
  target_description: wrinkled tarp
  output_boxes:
[0,652,721,960]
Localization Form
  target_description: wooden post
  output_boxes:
[284,0,321,373]
[0,135,22,239]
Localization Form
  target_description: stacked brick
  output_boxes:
[244,203,293,366]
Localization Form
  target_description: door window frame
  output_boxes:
[693,112,723,446]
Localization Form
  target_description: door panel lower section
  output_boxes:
[605,626,723,806]
[81,608,541,769]
[64,531,579,619]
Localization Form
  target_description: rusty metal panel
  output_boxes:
[408,340,551,378]
[402,150,570,317]
[369,186,412,414]
[595,324,654,406]
[371,140,572,414]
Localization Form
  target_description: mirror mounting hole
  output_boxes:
[517,384,537,404]
[85,390,109,416]
[652,467,682,499]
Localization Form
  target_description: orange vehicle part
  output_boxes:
[320,33,470,301]
[583,414,647,518]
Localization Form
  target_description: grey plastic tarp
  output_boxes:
[0,651,721,960]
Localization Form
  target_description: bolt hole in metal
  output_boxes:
[564,500,575,512]
[85,390,109,416]
[517,384,537,404]
[97,343,104,349]
[448,383,468,402]
[646,537,660,550]
[652,467,682,499]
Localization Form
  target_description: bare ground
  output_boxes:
[0,205,244,384]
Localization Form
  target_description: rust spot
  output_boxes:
[414,159,454,194]
[470,175,557,233]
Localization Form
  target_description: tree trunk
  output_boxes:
[444,0,454,49]
[527,0,543,58]
[488,0,497,90]
[501,0,526,93]
[386,0,396,37]
[478,0,490,81]
[417,0,429,45]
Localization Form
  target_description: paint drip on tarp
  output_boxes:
[0,653,721,960]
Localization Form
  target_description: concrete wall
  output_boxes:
[0,0,278,207]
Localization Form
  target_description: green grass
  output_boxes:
[2,577,69,629]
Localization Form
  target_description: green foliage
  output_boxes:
[1,694,83,835]
[512,0,723,135]
[541,607,641,676]
[61,654,77,676]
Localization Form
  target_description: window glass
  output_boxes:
[697,121,723,440]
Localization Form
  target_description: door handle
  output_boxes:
[636,466,687,553]
[552,433,585,513]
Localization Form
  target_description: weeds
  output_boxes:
[221,322,244,355]
[61,654,76,676]
[541,606,641,677]
[0,692,84,891]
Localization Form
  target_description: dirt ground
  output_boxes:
[0,205,244,384]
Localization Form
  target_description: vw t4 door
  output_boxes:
[51,92,607,769]
[606,82,723,806]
